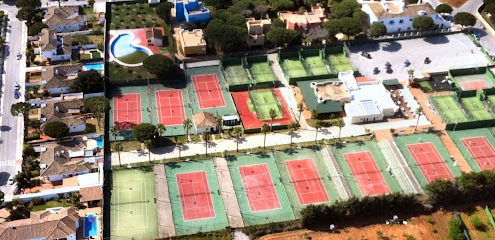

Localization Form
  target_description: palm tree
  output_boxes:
[261,123,270,149]
[407,69,414,79]
[114,142,123,166]
[232,127,243,152]
[144,139,153,163]
[202,130,211,155]
[183,118,193,142]
[314,120,322,143]
[297,102,305,122]
[269,108,277,132]
[415,106,423,131]
[335,118,345,143]
[216,117,223,135]
[288,121,298,145]
[310,109,318,120]
[156,123,166,144]
[110,126,120,142]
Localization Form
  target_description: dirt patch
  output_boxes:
[440,0,468,9]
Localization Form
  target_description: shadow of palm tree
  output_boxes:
[166,162,181,169]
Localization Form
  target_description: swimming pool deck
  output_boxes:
[76,207,102,240]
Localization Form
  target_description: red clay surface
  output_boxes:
[109,28,171,58]
[113,93,142,129]
[407,143,454,183]
[156,90,185,126]
[239,164,281,212]
[176,171,215,221]
[462,137,495,170]
[231,89,293,130]
[462,80,488,91]
[285,158,329,205]
[344,152,391,196]
[192,74,226,109]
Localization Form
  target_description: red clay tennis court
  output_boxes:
[113,93,142,126]
[176,171,215,221]
[462,80,488,91]
[407,143,454,183]
[286,158,329,205]
[239,164,281,212]
[344,152,391,196]
[192,74,226,109]
[156,90,185,126]
[462,137,495,170]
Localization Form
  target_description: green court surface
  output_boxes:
[165,160,228,236]
[248,62,276,83]
[394,133,462,188]
[281,58,308,78]
[448,128,495,172]
[461,97,493,120]
[272,148,340,217]
[431,95,468,123]
[329,141,402,198]
[227,154,295,226]
[111,167,158,240]
[248,90,283,120]
[224,64,250,85]
[304,56,330,75]
[328,54,353,73]
[453,73,495,89]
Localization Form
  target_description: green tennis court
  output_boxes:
[248,90,283,120]
[227,153,295,226]
[328,53,353,73]
[431,95,468,123]
[454,73,494,90]
[304,56,330,75]
[461,97,493,120]
[224,63,250,85]
[281,58,308,78]
[165,160,228,236]
[448,128,495,172]
[111,168,158,240]
[248,62,276,83]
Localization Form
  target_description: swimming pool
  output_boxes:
[110,33,152,59]
[95,137,103,148]
[84,213,98,238]
[84,62,104,71]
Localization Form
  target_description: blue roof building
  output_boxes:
[174,0,210,24]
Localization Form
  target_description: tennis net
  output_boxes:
[111,199,150,205]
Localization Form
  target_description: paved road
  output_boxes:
[0,7,25,194]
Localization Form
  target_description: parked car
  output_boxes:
[16,51,21,60]
[7,176,14,185]
[14,89,20,99]
[15,84,20,90]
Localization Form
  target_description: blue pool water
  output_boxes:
[84,62,104,71]
[95,137,103,148]
[111,33,152,58]
[84,213,98,238]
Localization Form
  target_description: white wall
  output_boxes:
[69,124,86,133]
[196,126,216,134]
[48,87,70,95]
[50,24,81,32]
[48,170,90,182]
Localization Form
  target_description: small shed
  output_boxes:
[193,112,217,134]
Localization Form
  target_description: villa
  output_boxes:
[39,28,72,63]
[179,29,207,56]
[43,6,87,33]
[246,18,272,47]
[41,64,83,96]
[362,1,452,33]
[278,5,327,34]
[40,99,86,134]
[193,111,217,134]
[174,0,211,24]
[146,27,164,46]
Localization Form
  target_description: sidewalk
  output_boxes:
[110,124,366,166]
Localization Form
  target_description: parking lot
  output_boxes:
[347,33,491,80]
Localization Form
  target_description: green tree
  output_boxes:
[16,5,40,26]
[254,5,270,19]
[425,179,459,205]
[266,27,300,47]
[415,106,423,131]
[314,119,322,143]
[202,130,211,155]
[88,0,95,6]
[110,126,120,142]
[72,34,92,46]
[353,10,369,25]
[269,108,278,132]
[22,144,36,159]
[156,2,174,23]
[448,218,466,240]
[216,117,223,134]
[6,198,30,220]
[288,121,298,145]
[297,102,305,123]
[335,118,345,142]
[43,121,69,139]
[261,123,270,149]
[412,16,435,31]
[369,21,387,37]
[144,139,153,163]
[156,123,166,143]
[10,102,31,117]
[303,27,329,44]
[205,19,248,52]
[70,70,104,93]
[132,123,157,143]
[114,142,123,166]
[28,22,47,36]
[330,0,362,19]
[183,118,193,142]
[232,127,243,152]
[143,54,175,78]
[484,4,495,15]
[84,96,110,128]
[323,17,362,38]
[311,109,319,120]
[454,12,476,27]
[271,0,294,11]
[272,18,285,28]
[435,3,454,15]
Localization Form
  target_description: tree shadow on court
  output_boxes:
[227,155,239,162]
[166,162,181,169]
[283,148,297,155]
[257,151,271,158]
[381,41,402,52]
[138,165,154,173]
[423,35,449,44]
[356,140,365,146]
[334,142,345,149]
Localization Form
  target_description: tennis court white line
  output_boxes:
[239,164,281,212]
[408,143,453,181]
[345,152,389,195]
[286,159,328,204]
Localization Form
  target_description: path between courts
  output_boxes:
[110,125,366,166]
[154,165,175,238]
[213,157,244,228]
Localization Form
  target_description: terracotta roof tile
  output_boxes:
[193,112,216,128]
[80,186,103,202]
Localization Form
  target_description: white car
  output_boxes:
[16,51,21,60]
[7,176,14,185]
